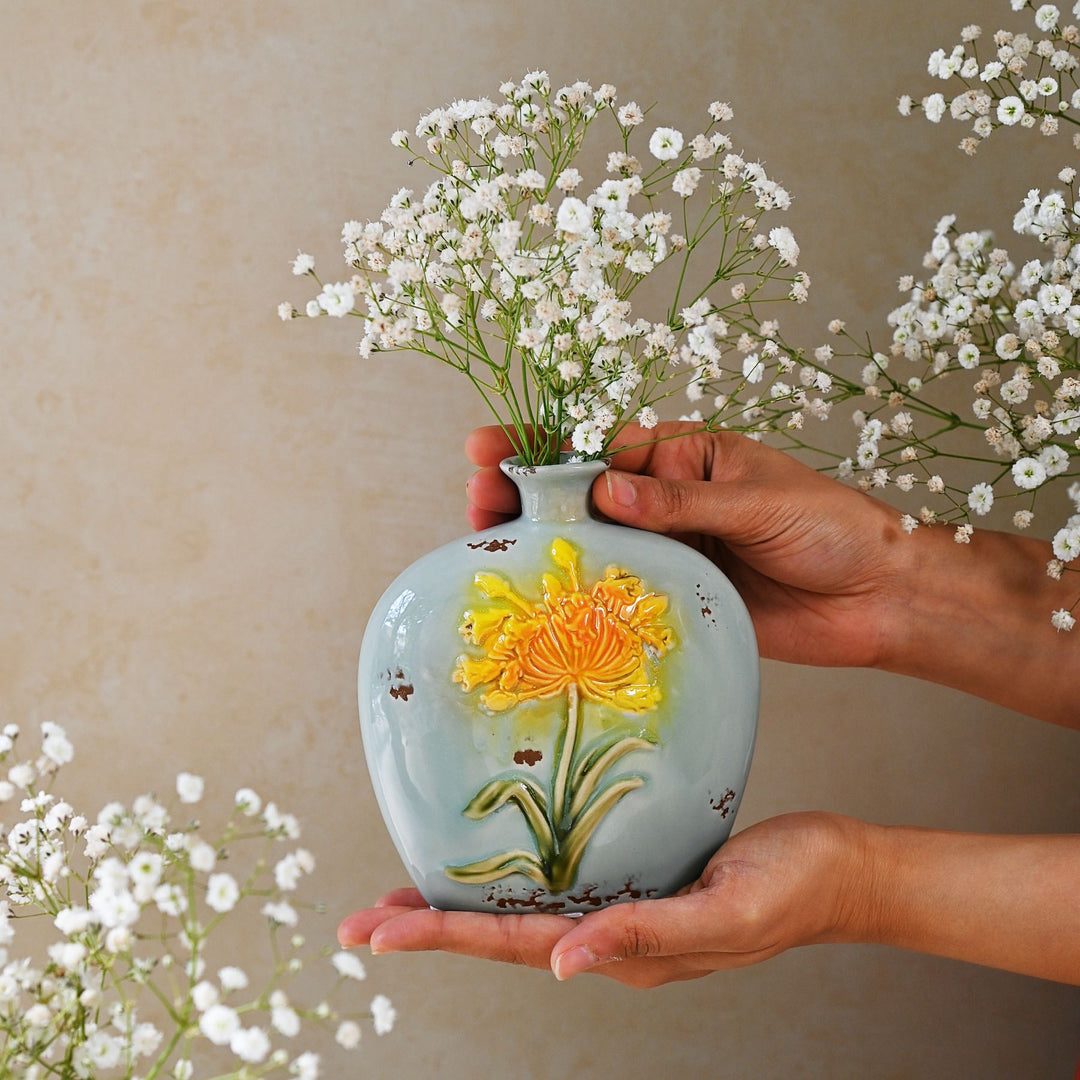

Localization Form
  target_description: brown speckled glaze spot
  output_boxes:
[383,667,414,702]
[481,880,657,913]
[466,538,518,552]
[709,788,736,817]
[695,583,719,628]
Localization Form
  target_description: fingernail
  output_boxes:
[553,944,598,981]
[605,470,637,507]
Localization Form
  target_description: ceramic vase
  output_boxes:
[357,455,759,914]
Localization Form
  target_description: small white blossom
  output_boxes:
[316,282,355,318]
[199,1003,240,1046]
[1052,524,1080,561]
[40,724,74,766]
[767,226,799,266]
[206,872,240,913]
[648,126,684,160]
[997,95,1026,124]
[189,840,216,873]
[370,994,397,1035]
[176,772,204,804]
[219,965,249,992]
[967,481,995,515]
[555,197,591,235]
[331,951,367,981]
[235,787,262,816]
[273,1002,302,1037]
[1035,4,1061,31]
[336,1019,362,1049]
[1012,457,1048,489]
[231,1028,272,1062]
[924,93,947,122]
[193,981,220,1011]
[262,900,299,926]
[292,1051,321,1080]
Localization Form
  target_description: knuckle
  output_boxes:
[495,918,542,969]
[657,480,695,531]
[618,915,664,959]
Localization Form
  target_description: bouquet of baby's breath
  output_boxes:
[0,722,394,1079]
[827,0,1080,631]
[282,71,851,465]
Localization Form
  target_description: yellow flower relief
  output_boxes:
[453,537,674,712]
[446,538,677,894]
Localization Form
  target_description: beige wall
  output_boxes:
[5,0,1079,1075]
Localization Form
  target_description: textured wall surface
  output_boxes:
[5,0,1079,1075]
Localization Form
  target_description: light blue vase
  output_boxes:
[357,455,759,913]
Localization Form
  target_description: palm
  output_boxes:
[337,812,854,989]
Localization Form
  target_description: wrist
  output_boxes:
[844,822,1080,982]
[873,523,1077,723]
[814,815,885,948]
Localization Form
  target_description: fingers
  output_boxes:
[464,426,526,466]
[335,892,766,988]
[337,900,726,986]
[466,465,520,514]
[337,904,422,948]
[592,469,769,548]
[363,907,577,970]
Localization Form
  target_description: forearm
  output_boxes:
[846,821,1080,984]
[879,524,1079,726]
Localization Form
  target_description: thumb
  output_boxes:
[594,469,760,545]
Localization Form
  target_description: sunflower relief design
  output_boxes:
[448,538,675,893]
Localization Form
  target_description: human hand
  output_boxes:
[337,812,868,988]
[464,422,909,670]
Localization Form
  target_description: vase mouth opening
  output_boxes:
[500,453,611,475]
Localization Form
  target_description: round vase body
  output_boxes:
[357,457,759,913]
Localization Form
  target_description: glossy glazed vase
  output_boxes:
[357,455,759,914]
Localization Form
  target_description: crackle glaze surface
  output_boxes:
[358,458,759,913]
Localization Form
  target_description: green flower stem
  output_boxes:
[550,684,581,838]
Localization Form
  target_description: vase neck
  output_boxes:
[501,455,609,523]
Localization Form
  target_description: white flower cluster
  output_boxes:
[832,2,1080,630]
[899,2,1080,155]
[0,723,394,1078]
[283,73,824,464]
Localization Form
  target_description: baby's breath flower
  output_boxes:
[968,482,995,515]
[331,951,367,981]
[286,73,827,464]
[176,772,205,804]
[1012,456,1048,488]
[370,994,397,1035]
[336,1019,362,1049]
[0,724,395,1075]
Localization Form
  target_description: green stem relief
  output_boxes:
[446,683,655,895]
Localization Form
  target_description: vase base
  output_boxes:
[422,878,663,916]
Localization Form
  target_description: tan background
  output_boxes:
[5,0,1080,1075]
